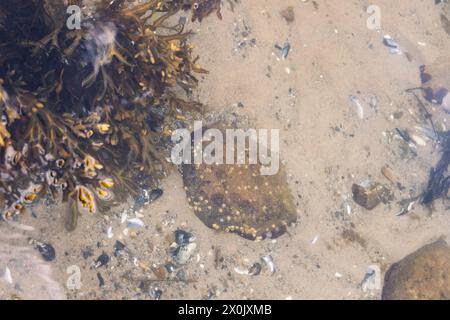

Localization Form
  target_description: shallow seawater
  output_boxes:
[2,0,450,301]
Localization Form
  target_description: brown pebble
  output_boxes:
[381,165,396,184]
[151,265,167,280]
[280,6,295,23]
[382,240,450,300]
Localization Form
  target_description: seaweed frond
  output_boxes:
[0,0,223,225]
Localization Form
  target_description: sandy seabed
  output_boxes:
[2,0,450,300]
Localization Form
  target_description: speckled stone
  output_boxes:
[182,122,297,240]
[382,240,450,300]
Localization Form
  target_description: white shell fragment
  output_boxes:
[120,210,128,224]
[349,95,364,119]
[2,266,13,285]
[234,267,251,275]
[106,226,113,239]
[396,200,416,216]
[414,125,439,142]
[361,265,381,292]
[410,134,427,147]
[383,35,402,54]
[127,218,145,229]
[261,255,276,274]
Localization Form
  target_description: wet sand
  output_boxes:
[2,0,450,300]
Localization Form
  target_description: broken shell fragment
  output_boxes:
[352,180,393,210]
[414,125,440,143]
[261,255,276,274]
[233,266,251,275]
[410,134,427,147]
[249,262,262,276]
[2,267,13,285]
[383,35,398,48]
[396,198,416,216]
[174,243,197,265]
[383,35,402,54]
[360,265,381,293]
[127,218,145,229]
[349,95,364,119]
[234,262,262,276]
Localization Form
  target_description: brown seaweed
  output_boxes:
[422,131,450,205]
[0,0,224,225]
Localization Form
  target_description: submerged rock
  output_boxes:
[352,180,392,210]
[174,243,197,265]
[36,242,56,262]
[382,240,450,300]
[182,121,297,240]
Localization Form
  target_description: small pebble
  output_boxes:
[36,242,56,262]
[94,253,110,268]
[97,272,105,287]
[175,229,195,245]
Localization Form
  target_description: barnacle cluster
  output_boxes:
[0,0,222,227]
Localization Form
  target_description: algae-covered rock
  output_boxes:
[382,240,450,300]
[182,121,297,240]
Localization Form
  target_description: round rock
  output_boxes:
[382,240,450,300]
